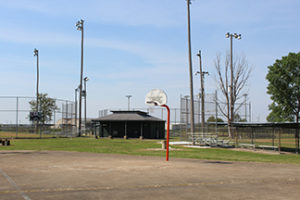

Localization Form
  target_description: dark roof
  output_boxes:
[92,110,164,122]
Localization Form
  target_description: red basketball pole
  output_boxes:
[161,104,170,161]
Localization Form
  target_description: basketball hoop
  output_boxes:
[145,89,167,106]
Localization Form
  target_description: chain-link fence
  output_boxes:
[231,124,300,153]
[0,96,77,138]
[183,123,299,154]
[98,105,299,154]
[180,93,251,126]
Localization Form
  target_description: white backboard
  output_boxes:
[145,89,167,106]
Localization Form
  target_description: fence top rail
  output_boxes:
[232,122,299,128]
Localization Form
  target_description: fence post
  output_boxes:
[66,100,69,136]
[251,127,253,144]
[16,97,19,138]
[272,127,275,147]
[235,127,238,148]
[215,90,218,136]
[254,127,256,147]
[174,108,177,124]
[278,129,281,154]
[296,127,299,154]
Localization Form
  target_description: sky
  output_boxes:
[0,0,299,122]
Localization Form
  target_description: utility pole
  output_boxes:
[186,0,195,144]
[196,50,209,136]
[76,19,84,137]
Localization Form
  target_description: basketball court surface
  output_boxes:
[0,150,300,200]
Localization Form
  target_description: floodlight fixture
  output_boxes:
[76,19,84,31]
[84,77,89,81]
[226,32,242,40]
[34,48,38,56]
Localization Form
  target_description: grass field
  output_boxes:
[233,138,297,149]
[1,138,300,164]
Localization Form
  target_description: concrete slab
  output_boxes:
[0,150,300,200]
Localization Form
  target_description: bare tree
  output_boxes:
[214,53,251,137]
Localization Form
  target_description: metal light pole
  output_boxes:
[126,95,132,110]
[84,77,89,134]
[33,48,39,136]
[225,32,241,125]
[186,0,195,144]
[76,19,84,137]
[196,50,209,136]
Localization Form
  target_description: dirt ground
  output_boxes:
[0,150,300,200]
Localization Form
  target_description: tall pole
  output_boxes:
[230,35,234,125]
[126,95,132,110]
[34,48,39,136]
[84,77,89,134]
[196,50,208,136]
[243,94,247,121]
[186,0,195,144]
[249,102,251,122]
[226,32,241,134]
[76,19,84,137]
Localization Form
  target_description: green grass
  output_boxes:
[1,138,300,164]
[236,138,297,149]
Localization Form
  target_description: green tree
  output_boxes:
[29,93,58,124]
[233,114,247,122]
[266,103,294,122]
[266,52,300,123]
[206,115,224,123]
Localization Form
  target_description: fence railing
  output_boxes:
[178,123,299,154]
[0,96,77,138]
